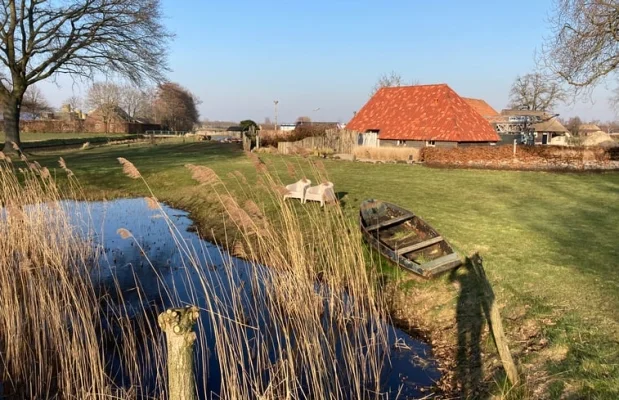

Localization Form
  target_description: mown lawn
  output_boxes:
[30,141,619,398]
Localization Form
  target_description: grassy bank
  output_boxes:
[1,132,137,150]
[29,141,619,398]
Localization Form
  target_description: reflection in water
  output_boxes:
[64,198,440,398]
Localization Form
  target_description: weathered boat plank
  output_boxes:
[363,229,426,276]
[365,213,414,232]
[395,236,444,257]
[419,253,461,276]
[360,199,462,279]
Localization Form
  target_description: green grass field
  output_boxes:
[29,141,619,398]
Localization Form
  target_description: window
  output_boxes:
[426,140,436,147]
[396,140,406,146]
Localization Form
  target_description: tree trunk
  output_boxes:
[158,306,200,400]
[3,95,22,153]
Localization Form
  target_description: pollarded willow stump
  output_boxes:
[158,306,200,400]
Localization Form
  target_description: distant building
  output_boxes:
[578,124,602,136]
[496,109,569,145]
[532,119,569,145]
[462,98,500,119]
[85,105,160,134]
[85,105,133,133]
[347,84,499,147]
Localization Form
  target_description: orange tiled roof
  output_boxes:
[462,97,499,117]
[347,84,500,142]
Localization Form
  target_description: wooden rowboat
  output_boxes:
[360,199,462,278]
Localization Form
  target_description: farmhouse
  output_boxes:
[85,106,133,133]
[531,118,569,145]
[578,124,602,136]
[85,106,160,134]
[497,109,569,145]
[347,84,500,148]
[463,97,500,118]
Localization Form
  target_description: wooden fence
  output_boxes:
[277,130,359,155]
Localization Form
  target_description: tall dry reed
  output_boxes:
[173,154,393,399]
[0,152,116,398]
[0,152,167,399]
[0,149,402,399]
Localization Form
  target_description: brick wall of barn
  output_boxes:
[379,139,458,148]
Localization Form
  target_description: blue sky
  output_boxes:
[39,0,617,123]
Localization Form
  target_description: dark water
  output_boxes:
[66,198,440,398]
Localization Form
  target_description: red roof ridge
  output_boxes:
[348,83,500,143]
[462,97,499,117]
[379,83,449,90]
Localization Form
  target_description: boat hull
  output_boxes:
[360,199,462,278]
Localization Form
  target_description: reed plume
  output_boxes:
[117,157,141,179]
[221,194,255,232]
[145,196,159,210]
[286,162,297,179]
[117,228,133,239]
[233,170,248,184]
[185,164,219,185]
[58,157,74,177]
[39,167,51,180]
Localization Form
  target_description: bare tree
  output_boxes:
[609,86,619,116]
[596,120,619,134]
[296,116,311,125]
[0,0,171,152]
[21,85,51,119]
[64,95,83,113]
[508,73,566,111]
[565,116,582,135]
[371,71,404,96]
[543,1,619,88]
[120,85,153,120]
[86,82,122,133]
[153,82,200,132]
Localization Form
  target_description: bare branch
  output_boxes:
[542,0,619,88]
[0,0,172,148]
[370,71,404,96]
[120,84,153,119]
[21,83,50,118]
[63,94,82,111]
[508,72,566,111]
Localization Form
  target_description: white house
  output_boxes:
[279,123,296,131]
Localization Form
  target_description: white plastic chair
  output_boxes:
[283,179,311,202]
[303,182,336,207]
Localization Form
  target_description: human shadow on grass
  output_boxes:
[449,253,496,399]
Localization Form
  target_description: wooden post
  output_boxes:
[470,254,520,387]
[158,306,200,400]
[487,294,520,387]
[513,139,517,157]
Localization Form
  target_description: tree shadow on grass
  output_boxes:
[449,253,495,399]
